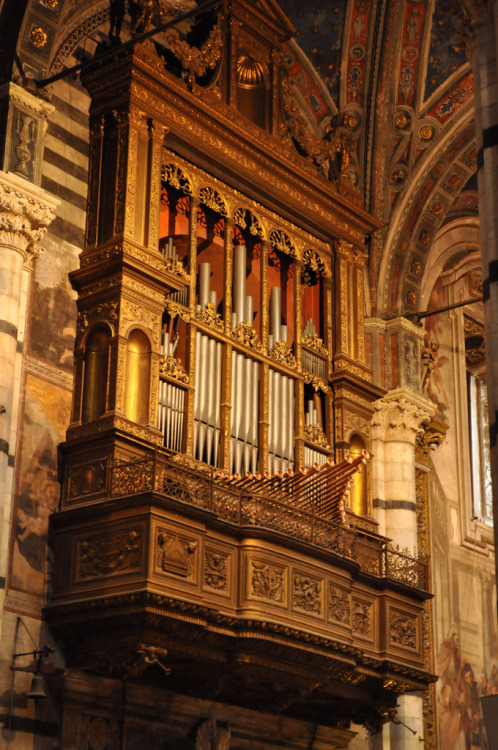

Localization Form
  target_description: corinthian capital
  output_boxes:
[0,170,59,261]
[371,388,435,444]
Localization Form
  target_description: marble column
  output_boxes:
[370,387,434,750]
[0,170,58,600]
[467,0,498,587]
[371,388,434,553]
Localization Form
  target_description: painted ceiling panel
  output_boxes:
[277,0,347,103]
[424,0,468,101]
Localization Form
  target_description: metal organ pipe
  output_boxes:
[159,326,185,453]
[267,279,294,473]
[229,243,259,475]
[233,245,246,325]
[199,262,211,308]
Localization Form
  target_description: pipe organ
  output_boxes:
[151,154,375,481]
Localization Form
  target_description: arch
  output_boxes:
[81,325,110,422]
[233,206,265,240]
[124,329,151,425]
[419,217,480,310]
[376,110,475,316]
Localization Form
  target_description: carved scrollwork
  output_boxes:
[163,255,190,281]
[270,229,297,257]
[161,163,193,194]
[159,354,189,383]
[233,207,264,238]
[269,340,297,368]
[302,248,326,278]
[303,373,330,393]
[199,186,228,216]
[302,333,328,357]
[195,302,224,330]
[77,300,118,334]
[304,424,330,448]
[164,300,191,322]
[232,322,264,351]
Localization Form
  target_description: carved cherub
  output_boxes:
[196,719,230,750]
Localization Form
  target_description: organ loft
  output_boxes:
[45,0,436,745]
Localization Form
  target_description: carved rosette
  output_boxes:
[0,170,59,261]
[371,389,435,444]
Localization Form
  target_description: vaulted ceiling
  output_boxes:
[1,0,478,316]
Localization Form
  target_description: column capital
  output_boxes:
[0,170,59,261]
[371,388,435,444]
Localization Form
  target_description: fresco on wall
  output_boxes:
[423,279,451,422]
[437,626,497,750]
[28,236,79,373]
[10,373,72,595]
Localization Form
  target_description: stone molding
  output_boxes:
[0,170,59,261]
[371,388,435,444]
[0,82,54,118]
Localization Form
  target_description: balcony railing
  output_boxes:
[107,450,428,590]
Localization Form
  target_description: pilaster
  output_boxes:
[0,169,58,623]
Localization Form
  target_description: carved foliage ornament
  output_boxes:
[269,340,297,368]
[371,393,434,443]
[195,302,224,330]
[199,186,228,216]
[0,178,57,258]
[161,163,193,195]
[159,353,189,383]
[233,207,264,238]
[78,300,118,334]
[304,424,330,449]
[302,333,328,357]
[270,229,297,257]
[164,21,223,84]
[232,322,264,352]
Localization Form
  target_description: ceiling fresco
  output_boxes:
[5,0,480,318]
[277,0,347,103]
